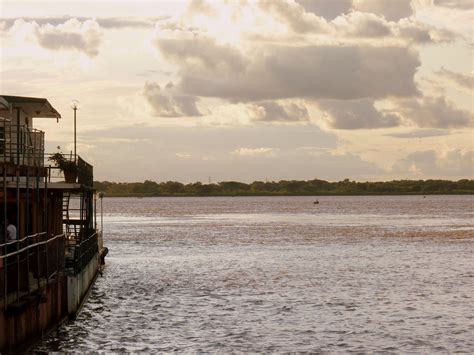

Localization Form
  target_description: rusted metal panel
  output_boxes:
[0,275,67,352]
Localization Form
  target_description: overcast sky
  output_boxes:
[1,0,473,182]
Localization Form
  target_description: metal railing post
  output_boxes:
[26,168,30,295]
[3,160,7,310]
[44,176,49,284]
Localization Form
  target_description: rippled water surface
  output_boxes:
[35,196,474,352]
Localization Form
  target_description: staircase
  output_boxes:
[62,192,71,237]
[63,192,81,274]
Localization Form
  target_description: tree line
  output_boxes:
[94,179,474,196]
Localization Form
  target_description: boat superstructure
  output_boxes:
[0,95,106,351]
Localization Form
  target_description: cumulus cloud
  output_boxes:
[332,11,392,37]
[295,0,352,20]
[396,18,455,43]
[353,0,413,21]
[318,99,401,129]
[260,1,426,42]
[143,81,202,117]
[433,0,474,10]
[157,2,453,48]
[186,0,217,17]
[2,16,164,29]
[397,96,473,128]
[154,30,246,73]
[232,147,280,157]
[152,5,456,121]
[259,0,328,33]
[435,67,474,91]
[247,101,309,122]
[34,18,102,57]
[393,149,474,177]
[273,0,414,24]
[157,44,420,102]
[327,12,455,43]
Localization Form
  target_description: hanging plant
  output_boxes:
[48,153,78,183]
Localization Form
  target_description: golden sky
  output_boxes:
[1,0,473,182]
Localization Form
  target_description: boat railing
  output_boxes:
[44,153,94,187]
[0,118,45,168]
[0,232,65,310]
[66,232,98,276]
[77,156,94,187]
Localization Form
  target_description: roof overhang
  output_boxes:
[0,95,61,119]
[0,97,9,111]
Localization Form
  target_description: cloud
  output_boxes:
[332,11,392,37]
[265,0,414,27]
[186,0,217,17]
[318,99,401,129]
[414,0,473,40]
[232,147,280,157]
[440,149,474,176]
[157,21,200,33]
[435,67,474,91]
[156,2,453,49]
[259,0,328,33]
[260,1,429,42]
[95,17,166,29]
[75,124,385,182]
[397,96,473,128]
[157,43,420,102]
[393,149,474,177]
[329,12,455,43]
[1,17,71,28]
[1,16,166,29]
[34,18,102,57]
[295,0,352,20]
[396,18,455,44]
[385,129,451,138]
[393,150,438,176]
[143,81,202,117]
[247,101,309,122]
[154,30,246,73]
[176,153,192,159]
[353,0,413,21]
[433,0,474,10]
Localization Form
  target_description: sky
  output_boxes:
[0,0,473,183]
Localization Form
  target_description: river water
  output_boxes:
[35,196,473,352]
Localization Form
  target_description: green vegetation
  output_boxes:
[94,179,474,197]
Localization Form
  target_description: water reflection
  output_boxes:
[35,196,474,352]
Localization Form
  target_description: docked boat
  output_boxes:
[0,95,107,352]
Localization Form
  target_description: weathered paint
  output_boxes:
[67,253,100,318]
[0,252,101,352]
[0,276,67,352]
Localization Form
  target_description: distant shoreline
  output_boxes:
[100,193,473,197]
[94,178,474,197]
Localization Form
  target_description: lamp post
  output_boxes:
[71,100,79,163]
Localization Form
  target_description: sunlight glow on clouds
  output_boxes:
[232,147,280,157]
[3,18,103,56]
